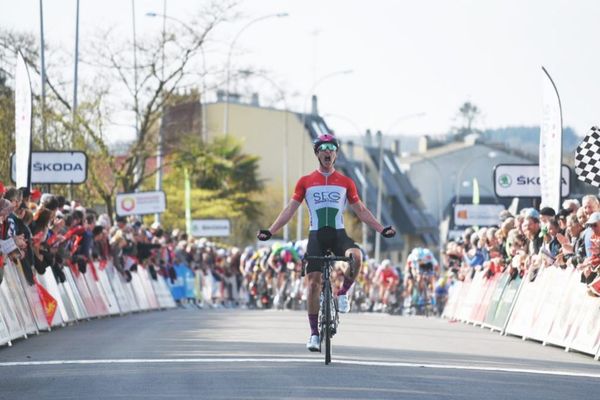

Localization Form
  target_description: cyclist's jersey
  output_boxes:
[406,248,439,277]
[376,266,399,283]
[292,169,360,231]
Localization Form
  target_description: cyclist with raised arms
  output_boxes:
[257,134,396,352]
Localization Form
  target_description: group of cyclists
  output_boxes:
[238,242,445,318]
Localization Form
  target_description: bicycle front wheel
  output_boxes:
[323,284,332,365]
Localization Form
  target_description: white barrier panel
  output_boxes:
[505,268,549,339]
[1,262,37,336]
[529,267,573,342]
[459,272,485,322]
[94,263,121,315]
[0,276,27,341]
[441,280,462,319]
[62,267,89,320]
[137,267,160,309]
[545,270,587,348]
[155,275,177,309]
[116,269,141,312]
[567,292,600,355]
[37,270,76,324]
[0,308,10,346]
[81,264,109,317]
[70,266,100,317]
[5,260,48,333]
[11,262,53,331]
[472,274,501,324]
[130,271,151,310]
[105,265,134,313]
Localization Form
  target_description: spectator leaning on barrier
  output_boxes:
[522,208,543,256]
[581,195,600,258]
[580,212,600,295]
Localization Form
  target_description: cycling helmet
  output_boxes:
[312,134,340,153]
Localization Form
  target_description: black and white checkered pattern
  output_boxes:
[575,126,600,187]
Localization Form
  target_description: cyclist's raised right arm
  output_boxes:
[267,199,301,235]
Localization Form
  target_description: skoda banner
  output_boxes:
[116,191,166,216]
[11,151,87,184]
[494,164,570,198]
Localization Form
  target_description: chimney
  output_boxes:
[346,140,354,161]
[365,129,372,147]
[393,139,401,156]
[376,130,383,147]
[418,135,429,153]
[311,95,318,115]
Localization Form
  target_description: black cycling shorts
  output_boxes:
[305,227,359,274]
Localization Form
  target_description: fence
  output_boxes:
[0,258,176,347]
[442,266,600,360]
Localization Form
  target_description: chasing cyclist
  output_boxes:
[257,134,396,352]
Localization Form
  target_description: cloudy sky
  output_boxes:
[2,0,599,141]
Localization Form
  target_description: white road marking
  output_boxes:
[0,357,598,378]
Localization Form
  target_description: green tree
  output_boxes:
[454,101,481,140]
[0,2,236,218]
[161,134,264,244]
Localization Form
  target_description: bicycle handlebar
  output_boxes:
[304,254,353,263]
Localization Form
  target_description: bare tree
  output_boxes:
[0,1,237,218]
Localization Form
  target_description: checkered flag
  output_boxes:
[575,126,600,187]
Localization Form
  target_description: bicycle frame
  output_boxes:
[304,251,351,365]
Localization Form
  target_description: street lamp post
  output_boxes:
[239,70,290,241]
[223,13,289,135]
[131,0,141,190]
[295,69,353,242]
[39,0,47,151]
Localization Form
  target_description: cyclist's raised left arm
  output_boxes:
[268,199,301,235]
[349,200,384,233]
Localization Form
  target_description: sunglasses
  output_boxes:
[318,143,337,152]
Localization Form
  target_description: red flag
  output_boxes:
[35,281,57,325]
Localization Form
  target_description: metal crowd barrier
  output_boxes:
[442,266,600,361]
[0,258,176,347]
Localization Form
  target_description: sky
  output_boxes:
[1,0,599,142]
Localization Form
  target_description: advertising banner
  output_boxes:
[15,51,33,189]
[494,164,570,198]
[539,66,563,212]
[116,191,166,216]
[11,151,87,184]
[191,219,231,237]
[454,204,505,227]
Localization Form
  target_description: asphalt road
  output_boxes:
[0,308,598,399]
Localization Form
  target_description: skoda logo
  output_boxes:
[498,174,512,188]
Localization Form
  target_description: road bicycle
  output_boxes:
[304,251,352,365]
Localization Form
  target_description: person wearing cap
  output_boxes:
[522,208,543,256]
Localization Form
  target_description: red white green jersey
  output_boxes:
[292,169,360,231]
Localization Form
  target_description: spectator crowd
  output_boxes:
[442,195,600,298]
[2,180,598,315]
